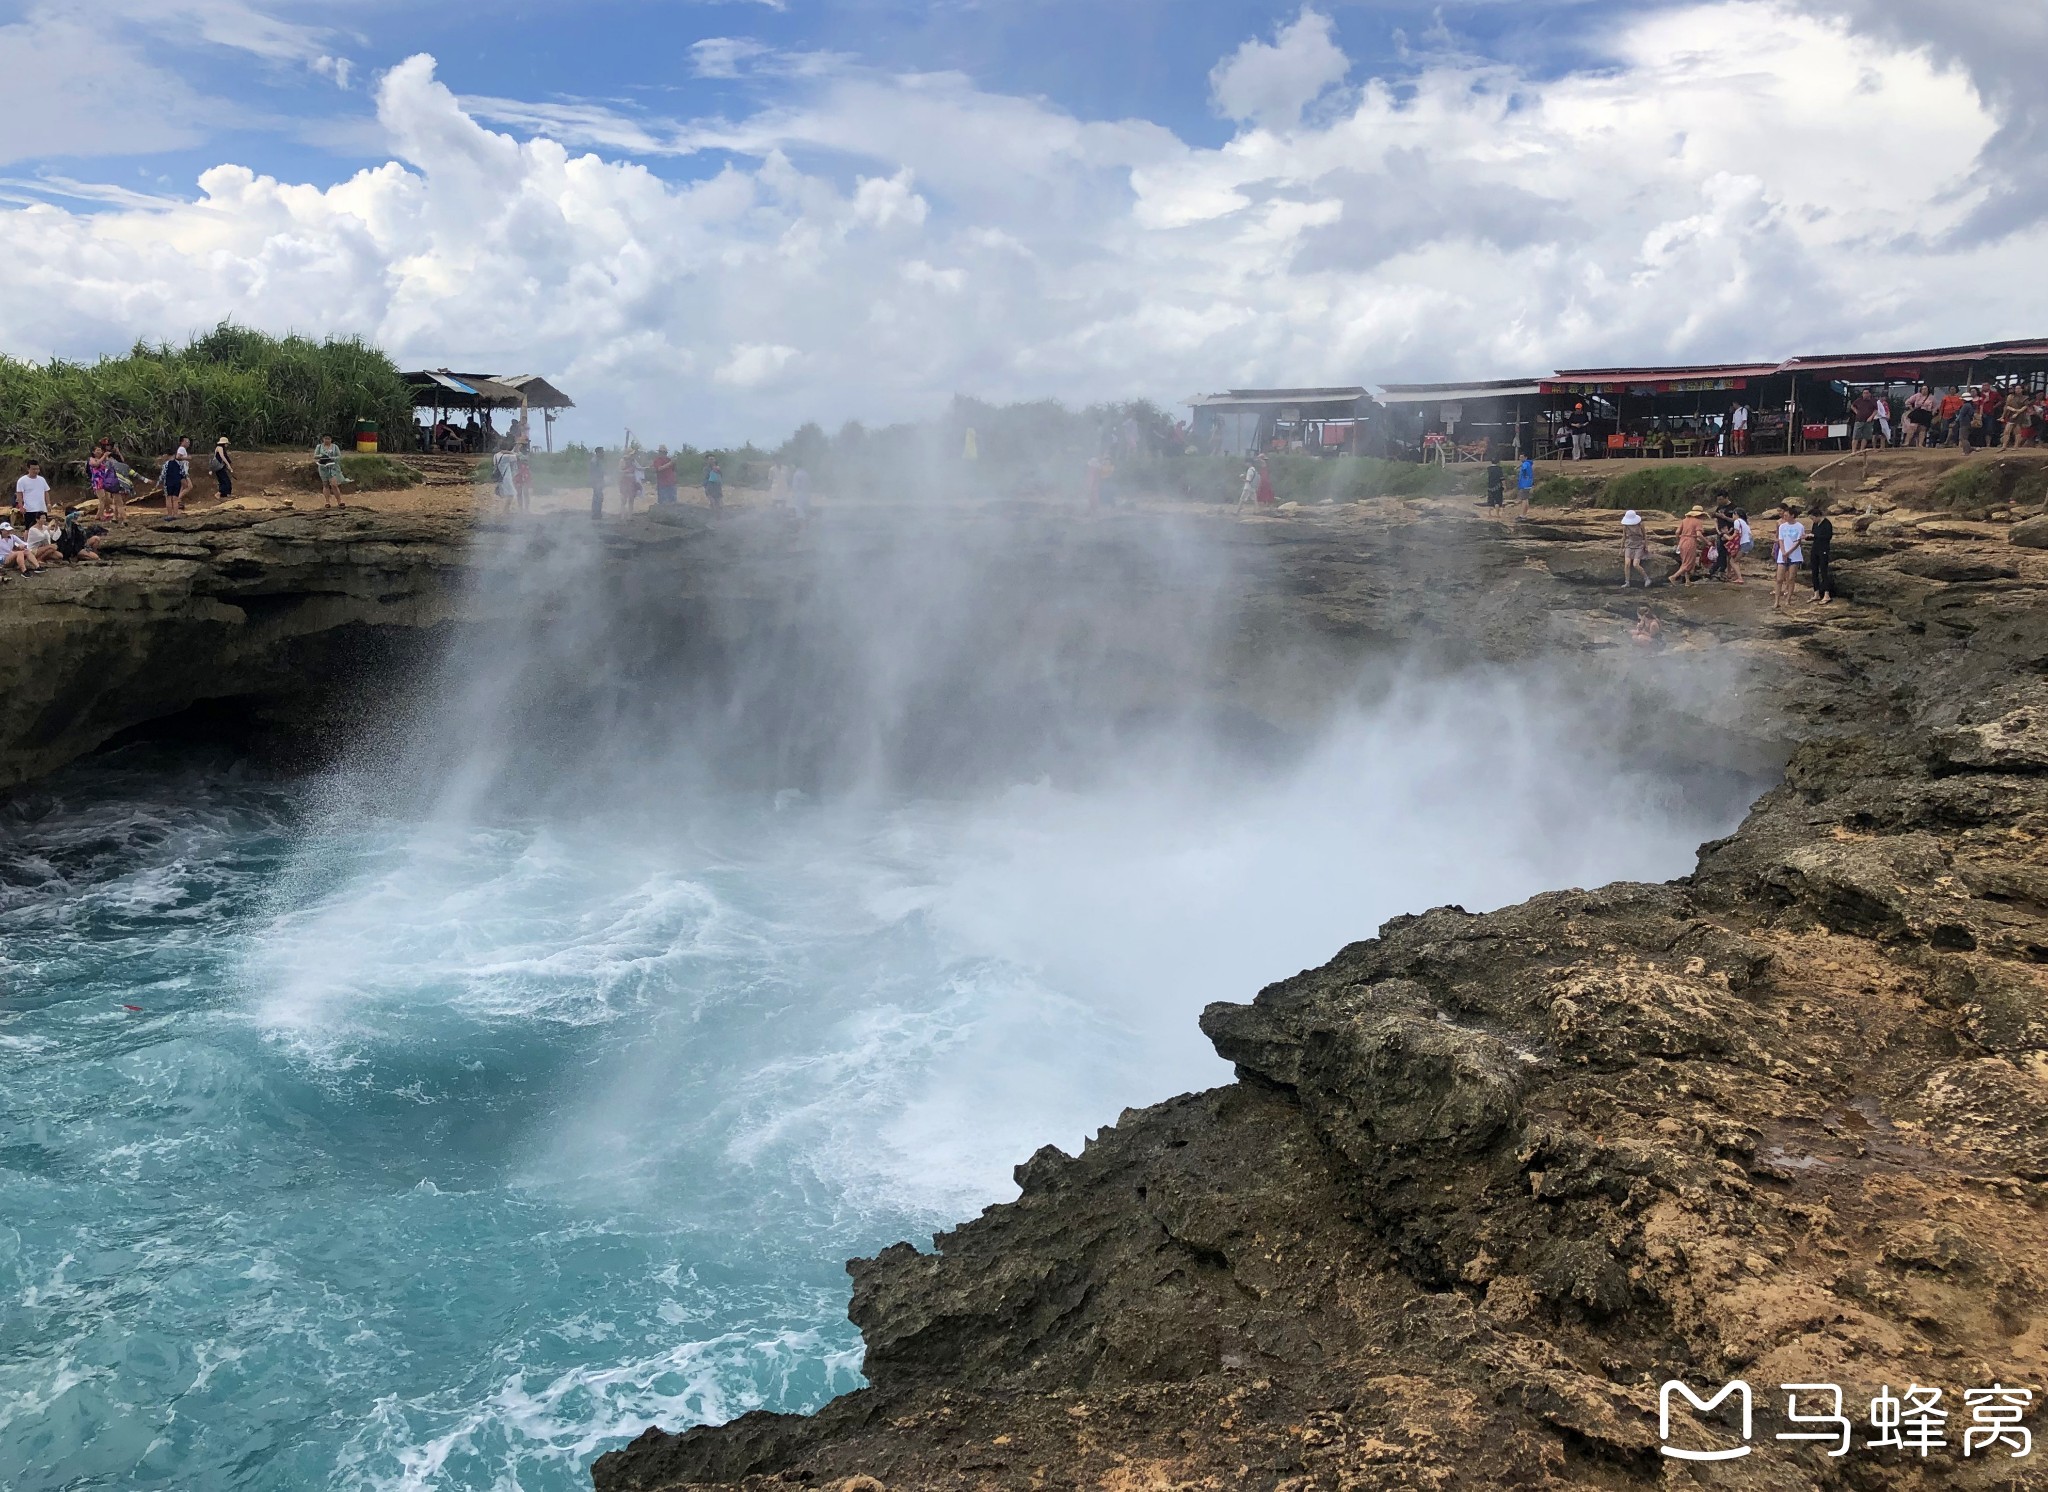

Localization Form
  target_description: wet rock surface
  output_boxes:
[592,497,2048,1490]
[0,508,473,784]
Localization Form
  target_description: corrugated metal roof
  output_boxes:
[1185,387,1368,408]
[1378,381,1542,404]
[499,375,576,409]
[1778,339,2048,374]
[1548,363,1780,382]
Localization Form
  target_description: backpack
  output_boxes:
[210,450,228,474]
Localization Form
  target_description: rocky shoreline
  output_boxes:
[1,473,2041,1491]
[588,482,2048,1489]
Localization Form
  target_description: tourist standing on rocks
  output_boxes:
[1516,454,1534,518]
[1621,509,1651,587]
[1809,513,1835,604]
[2003,387,2034,449]
[619,448,640,515]
[1709,512,1743,584]
[653,446,678,505]
[210,438,234,502]
[157,447,188,517]
[589,447,606,519]
[1849,387,1879,452]
[703,454,723,509]
[1950,395,1977,451]
[1668,505,1709,584]
[1729,401,1749,455]
[1978,383,2004,446]
[790,465,812,517]
[1237,460,1258,508]
[513,442,533,514]
[1256,456,1277,508]
[1565,402,1591,459]
[492,445,515,506]
[89,441,127,524]
[1871,388,1892,446]
[313,435,345,508]
[1483,459,1504,511]
[1904,386,1935,446]
[14,459,49,528]
[1772,504,1806,612]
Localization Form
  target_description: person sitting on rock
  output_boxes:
[1630,607,1662,647]
[24,514,62,564]
[0,521,41,575]
[57,508,107,563]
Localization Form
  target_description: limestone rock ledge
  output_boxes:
[0,509,471,785]
[594,508,2048,1491]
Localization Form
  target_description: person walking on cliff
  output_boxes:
[1772,504,1806,612]
[1668,505,1709,585]
[313,434,345,508]
[1621,509,1651,587]
[589,446,606,519]
[210,438,234,503]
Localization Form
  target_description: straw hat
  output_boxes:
[1621,509,1642,526]
[1686,505,1707,517]
[216,436,231,447]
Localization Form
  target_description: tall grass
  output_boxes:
[0,324,413,474]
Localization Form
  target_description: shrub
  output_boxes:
[0,324,413,473]
[289,453,420,492]
[1927,458,2048,515]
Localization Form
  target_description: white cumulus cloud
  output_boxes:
[1209,8,1350,127]
[0,4,2041,447]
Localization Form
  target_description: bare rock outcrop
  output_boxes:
[594,501,2048,1491]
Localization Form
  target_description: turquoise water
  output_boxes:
[0,671,1756,1490]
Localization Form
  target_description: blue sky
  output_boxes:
[2,1,2045,443]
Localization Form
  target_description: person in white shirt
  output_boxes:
[15,460,50,525]
[1730,403,1750,455]
[1772,504,1806,613]
[0,521,41,574]
[23,515,61,563]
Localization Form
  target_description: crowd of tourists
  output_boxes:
[1628,500,1833,612]
[584,446,810,519]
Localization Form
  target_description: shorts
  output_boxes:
[656,483,678,505]
[1778,551,1802,567]
[1853,421,1876,441]
[164,478,184,498]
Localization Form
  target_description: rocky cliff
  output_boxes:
[593,496,2048,1491]
[0,508,472,786]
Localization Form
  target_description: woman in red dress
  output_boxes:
[1255,457,1277,508]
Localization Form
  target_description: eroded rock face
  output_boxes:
[592,502,2048,1492]
[0,509,471,784]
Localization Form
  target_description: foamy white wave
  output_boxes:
[345,1326,861,1492]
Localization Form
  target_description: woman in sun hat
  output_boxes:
[1620,509,1651,588]
[1668,504,1710,585]
[210,437,234,501]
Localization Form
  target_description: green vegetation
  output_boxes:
[0,324,413,476]
[1927,457,2048,515]
[1530,461,1809,515]
[289,453,420,493]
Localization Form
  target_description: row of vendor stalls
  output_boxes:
[1186,338,2048,461]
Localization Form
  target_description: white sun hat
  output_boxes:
[1622,509,1642,525]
